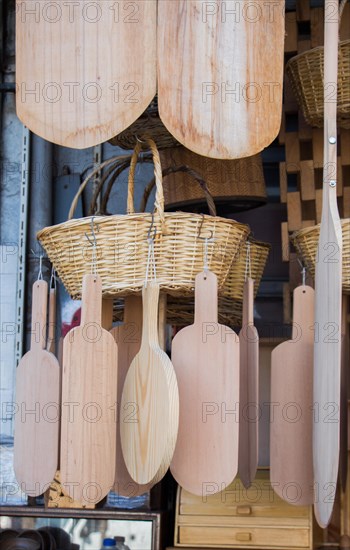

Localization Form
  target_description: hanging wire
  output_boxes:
[244,241,252,281]
[50,266,57,289]
[31,249,46,281]
[297,258,307,286]
[145,214,157,287]
[85,217,99,275]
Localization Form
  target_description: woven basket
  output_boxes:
[159,147,267,214]
[109,97,179,151]
[286,0,350,129]
[291,219,350,293]
[113,240,270,327]
[37,139,249,299]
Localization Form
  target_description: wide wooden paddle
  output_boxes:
[60,274,118,506]
[270,285,314,506]
[313,0,343,528]
[170,270,239,496]
[238,277,259,489]
[120,283,179,485]
[340,295,349,491]
[14,280,60,496]
[157,0,284,159]
[16,0,157,148]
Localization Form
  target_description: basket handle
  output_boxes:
[127,138,165,225]
[140,165,217,217]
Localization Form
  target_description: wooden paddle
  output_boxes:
[313,0,343,528]
[157,0,284,159]
[238,277,259,489]
[14,280,60,496]
[170,270,239,496]
[16,0,157,148]
[46,274,56,355]
[340,295,349,491]
[60,274,118,506]
[270,285,314,506]
[120,283,179,485]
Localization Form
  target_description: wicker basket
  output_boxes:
[291,219,350,293]
[37,139,249,299]
[109,97,179,151]
[286,0,350,129]
[159,147,267,214]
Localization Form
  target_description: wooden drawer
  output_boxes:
[178,525,310,548]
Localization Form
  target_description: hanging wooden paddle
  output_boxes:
[60,274,118,506]
[157,0,284,159]
[14,278,60,496]
[170,270,239,495]
[120,283,179,485]
[16,1,157,148]
[270,283,314,506]
[238,276,259,489]
[46,270,57,355]
[313,0,343,528]
[340,295,349,491]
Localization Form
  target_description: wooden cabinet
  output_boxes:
[173,470,321,549]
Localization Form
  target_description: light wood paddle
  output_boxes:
[170,270,239,496]
[60,274,118,506]
[340,295,349,491]
[16,0,157,148]
[238,277,259,489]
[46,274,56,355]
[313,0,343,528]
[157,0,284,159]
[120,283,179,485]
[14,280,60,496]
[270,285,314,506]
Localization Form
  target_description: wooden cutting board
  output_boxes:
[170,271,239,495]
[238,278,259,489]
[157,0,284,159]
[60,274,118,506]
[313,0,343,528]
[270,285,314,506]
[120,283,179,485]
[16,0,157,148]
[14,280,60,496]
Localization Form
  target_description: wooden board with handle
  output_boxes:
[60,274,118,506]
[270,285,314,506]
[16,0,157,148]
[238,278,259,489]
[14,280,60,496]
[120,283,179,486]
[170,270,239,495]
[157,0,284,159]
[313,0,343,528]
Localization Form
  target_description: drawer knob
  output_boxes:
[236,505,252,515]
[236,532,252,542]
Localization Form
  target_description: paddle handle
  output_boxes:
[194,270,218,325]
[141,282,160,347]
[242,278,254,327]
[80,274,102,325]
[292,285,314,342]
[31,280,48,350]
[47,287,56,354]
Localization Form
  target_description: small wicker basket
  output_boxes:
[286,0,350,129]
[291,219,350,293]
[37,139,249,299]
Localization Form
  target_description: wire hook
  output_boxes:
[297,258,307,286]
[85,217,99,274]
[50,266,57,289]
[147,212,157,242]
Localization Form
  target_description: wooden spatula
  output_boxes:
[170,270,239,495]
[46,275,56,355]
[120,283,179,485]
[270,285,314,506]
[313,0,343,528]
[238,277,259,489]
[14,280,60,496]
[60,274,118,506]
[16,1,157,148]
[157,0,284,159]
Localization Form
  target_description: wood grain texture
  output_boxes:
[60,274,118,506]
[340,295,349,491]
[313,0,343,528]
[271,285,314,507]
[16,0,156,148]
[238,278,259,489]
[120,283,179,485]
[47,287,56,354]
[157,0,284,159]
[170,271,239,496]
[14,280,60,496]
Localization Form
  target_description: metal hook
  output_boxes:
[50,266,57,290]
[297,258,307,286]
[85,216,99,248]
[30,249,46,280]
[147,213,157,242]
[197,213,214,241]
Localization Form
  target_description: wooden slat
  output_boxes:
[283,283,292,325]
[298,39,312,54]
[281,222,290,262]
[298,113,313,141]
[279,162,288,203]
[311,7,324,48]
[341,130,350,166]
[285,12,298,52]
[279,113,286,145]
[337,158,343,197]
[285,133,300,168]
[300,160,315,201]
[315,189,323,223]
[312,129,324,167]
[343,187,350,218]
[296,0,311,22]
[287,192,302,231]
